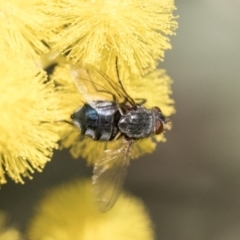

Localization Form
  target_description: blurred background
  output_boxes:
[1,0,240,239]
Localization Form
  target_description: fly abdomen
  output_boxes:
[71,103,98,139]
[118,107,153,139]
[95,101,120,141]
[71,101,120,141]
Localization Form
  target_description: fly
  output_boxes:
[70,59,169,212]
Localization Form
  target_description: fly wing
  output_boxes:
[92,139,134,212]
[70,64,135,106]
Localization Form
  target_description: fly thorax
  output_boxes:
[118,107,153,139]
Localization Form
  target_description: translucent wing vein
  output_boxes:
[92,140,134,212]
[70,64,135,106]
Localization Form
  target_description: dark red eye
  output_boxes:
[155,120,163,135]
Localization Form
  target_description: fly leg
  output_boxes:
[117,103,125,116]
[43,119,73,125]
[134,98,147,105]
[113,131,122,140]
[104,142,108,151]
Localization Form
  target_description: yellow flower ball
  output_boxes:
[0,58,72,184]
[42,0,177,75]
[28,179,155,240]
[0,212,22,240]
[0,0,51,61]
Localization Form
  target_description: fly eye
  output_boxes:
[155,120,163,135]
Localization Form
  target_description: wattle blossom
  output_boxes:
[28,179,155,240]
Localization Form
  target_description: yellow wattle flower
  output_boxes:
[0,212,22,240]
[0,58,70,184]
[27,179,155,240]
[0,0,50,61]
[50,63,175,164]
[42,0,177,75]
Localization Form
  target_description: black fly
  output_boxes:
[70,59,168,212]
